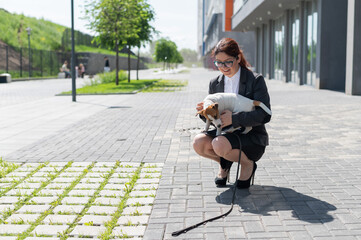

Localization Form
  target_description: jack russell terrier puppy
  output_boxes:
[197,93,272,136]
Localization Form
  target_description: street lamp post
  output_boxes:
[26,27,32,78]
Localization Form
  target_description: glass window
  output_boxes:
[306,0,317,86]
[274,17,284,81]
[291,9,300,83]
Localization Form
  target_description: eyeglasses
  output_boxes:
[213,59,235,68]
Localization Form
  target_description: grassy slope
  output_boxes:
[0,9,66,50]
[0,8,118,56]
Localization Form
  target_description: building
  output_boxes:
[198,0,256,69]
[232,0,361,95]
[199,0,361,95]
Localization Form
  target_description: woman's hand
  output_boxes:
[196,102,204,111]
[220,110,232,128]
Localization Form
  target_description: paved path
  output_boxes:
[1,68,361,239]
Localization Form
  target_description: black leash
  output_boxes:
[172,134,242,237]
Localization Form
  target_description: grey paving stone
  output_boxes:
[78,215,112,225]
[133,184,159,191]
[87,206,118,215]
[0,196,24,204]
[43,214,78,224]
[80,177,104,183]
[17,204,51,214]
[0,237,17,240]
[62,197,90,205]
[136,178,160,184]
[53,205,85,214]
[52,177,77,182]
[103,184,125,190]
[73,183,101,189]
[107,178,129,184]
[112,226,146,237]
[122,206,153,215]
[126,197,155,206]
[117,215,149,225]
[99,189,124,197]
[25,238,59,240]
[6,213,41,224]
[32,224,69,236]
[0,224,31,234]
[93,197,121,206]
[7,188,35,196]
[70,225,106,237]
[67,189,96,197]
[129,190,156,197]
[30,196,58,204]
[45,182,71,189]
[38,189,64,196]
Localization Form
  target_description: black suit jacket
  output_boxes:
[208,67,271,146]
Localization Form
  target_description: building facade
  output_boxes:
[232,0,361,95]
[198,0,256,69]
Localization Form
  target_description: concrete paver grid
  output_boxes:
[0,161,162,239]
[2,68,361,239]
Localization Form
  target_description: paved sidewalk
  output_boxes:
[1,68,361,239]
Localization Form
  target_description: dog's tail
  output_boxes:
[253,101,272,115]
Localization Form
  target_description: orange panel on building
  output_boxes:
[225,0,233,31]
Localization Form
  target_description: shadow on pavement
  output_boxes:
[216,185,336,223]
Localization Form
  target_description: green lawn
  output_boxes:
[61,79,158,94]
[60,79,188,95]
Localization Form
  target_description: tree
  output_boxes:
[126,0,156,81]
[154,38,182,70]
[85,0,141,85]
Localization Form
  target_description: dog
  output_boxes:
[197,93,272,135]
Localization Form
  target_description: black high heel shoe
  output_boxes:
[215,158,233,186]
[236,161,257,189]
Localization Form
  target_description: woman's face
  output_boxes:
[214,52,240,77]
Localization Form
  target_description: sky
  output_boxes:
[0,0,198,52]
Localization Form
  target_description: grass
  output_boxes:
[61,79,159,94]
[0,158,19,179]
[60,79,188,95]
[75,45,135,59]
[141,79,188,92]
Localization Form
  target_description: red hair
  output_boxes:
[212,38,251,71]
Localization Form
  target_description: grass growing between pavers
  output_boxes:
[0,158,19,179]
[98,163,143,240]
[0,161,162,239]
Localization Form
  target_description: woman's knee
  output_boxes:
[192,134,209,153]
[212,137,232,157]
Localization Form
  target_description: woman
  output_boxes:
[193,38,271,189]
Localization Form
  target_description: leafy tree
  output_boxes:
[154,38,182,70]
[125,0,156,81]
[85,0,141,85]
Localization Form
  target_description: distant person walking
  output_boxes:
[61,60,71,78]
[104,56,110,72]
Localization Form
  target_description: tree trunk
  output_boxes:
[115,42,119,85]
[127,45,131,83]
[136,46,140,80]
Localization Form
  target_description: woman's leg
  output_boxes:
[193,133,219,162]
[211,136,255,181]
